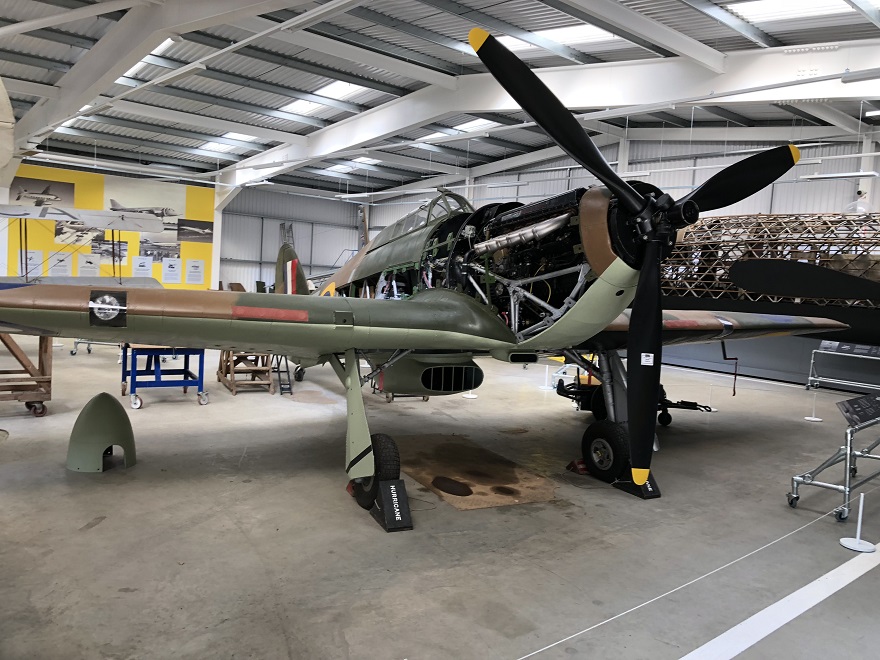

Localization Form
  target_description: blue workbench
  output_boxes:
[121,344,208,409]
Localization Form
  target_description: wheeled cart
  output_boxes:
[788,416,880,521]
[121,344,208,409]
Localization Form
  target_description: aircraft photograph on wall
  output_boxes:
[11,177,73,207]
[0,29,847,511]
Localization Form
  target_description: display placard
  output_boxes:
[78,252,100,277]
[48,252,73,277]
[131,255,152,278]
[819,340,880,357]
[837,394,880,427]
[162,258,182,284]
[185,259,204,285]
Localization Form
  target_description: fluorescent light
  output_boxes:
[326,164,353,173]
[353,156,380,165]
[60,105,92,127]
[243,180,274,187]
[800,171,879,181]
[280,80,366,115]
[730,0,855,23]
[222,132,258,142]
[796,158,823,165]
[486,181,529,188]
[842,67,880,84]
[417,131,447,141]
[866,109,880,117]
[619,171,652,178]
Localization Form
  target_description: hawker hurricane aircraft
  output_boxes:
[0,29,845,509]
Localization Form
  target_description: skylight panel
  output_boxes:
[327,164,354,173]
[729,0,855,23]
[354,157,380,165]
[222,132,258,142]
[417,132,447,141]
[454,118,499,132]
[280,81,366,116]
[201,141,235,153]
[123,37,175,78]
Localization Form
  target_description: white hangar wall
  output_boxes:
[220,188,360,290]
[225,140,868,290]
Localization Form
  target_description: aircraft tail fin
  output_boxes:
[274,243,310,295]
[41,185,51,195]
[109,199,122,210]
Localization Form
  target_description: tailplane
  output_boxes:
[274,243,310,294]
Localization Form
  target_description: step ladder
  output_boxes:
[272,354,292,395]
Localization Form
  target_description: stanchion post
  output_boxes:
[840,493,876,553]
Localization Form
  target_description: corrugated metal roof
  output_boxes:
[4,0,879,194]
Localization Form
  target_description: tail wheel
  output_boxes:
[582,420,630,483]
[352,433,400,509]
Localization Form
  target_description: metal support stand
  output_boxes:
[788,416,880,521]
[807,348,880,393]
[840,493,876,552]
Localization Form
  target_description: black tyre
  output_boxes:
[658,411,672,427]
[294,367,305,382]
[352,433,400,509]
[582,420,629,483]
[590,385,608,421]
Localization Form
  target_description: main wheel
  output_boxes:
[589,385,607,421]
[582,420,630,483]
[294,367,305,382]
[351,433,400,510]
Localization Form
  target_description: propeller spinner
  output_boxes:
[469,27,800,485]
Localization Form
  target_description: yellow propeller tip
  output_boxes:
[789,144,801,164]
[469,28,490,52]
[631,468,650,485]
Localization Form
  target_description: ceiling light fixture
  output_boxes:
[800,171,879,181]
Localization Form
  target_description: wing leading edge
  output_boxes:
[582,309,848,352]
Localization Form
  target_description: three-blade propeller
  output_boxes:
[469,27,800,485]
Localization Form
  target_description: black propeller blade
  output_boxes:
[676,145,800,213]
[626,239,664,485]
[468,27,800,487]
[468,29,645,217]
[730,259,880,301]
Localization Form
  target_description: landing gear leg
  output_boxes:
[329,349,400,510]
[568,349,661,499]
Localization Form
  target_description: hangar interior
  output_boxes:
[1,1,880,658]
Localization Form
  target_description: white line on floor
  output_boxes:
[680,550,880,660]
[515,484,880,660]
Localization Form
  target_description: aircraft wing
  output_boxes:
[581,309,847,351]
[0,284,517,363]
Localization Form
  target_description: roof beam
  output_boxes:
[773,104,827,125]
[110,99,305,144]
[0,0,150,38]
[236,16,458,89]
[227,39,880,187]
[624,126,849,141]
[790,103,866,134]
[362,150,462,174]
[142,54,364,113]
[544,0,726,72]
[325,158,416,180]
[75,114,268,149]
[697,105,754,127]
[0,18,97,49]
[347,6,473,58]
[843,0,880,29]
[0,49,71,73]
[416,0,602,65]
[539,0,675,57]
[182,32,407,96]
[648,111,691,128]
[676,0,782,48]
[114,76,330,128]
[13,0,314,149]
[1,78,59,99]
[53,126,245,161]
[43,140,216,169]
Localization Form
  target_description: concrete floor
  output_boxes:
[1,338,879,659]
